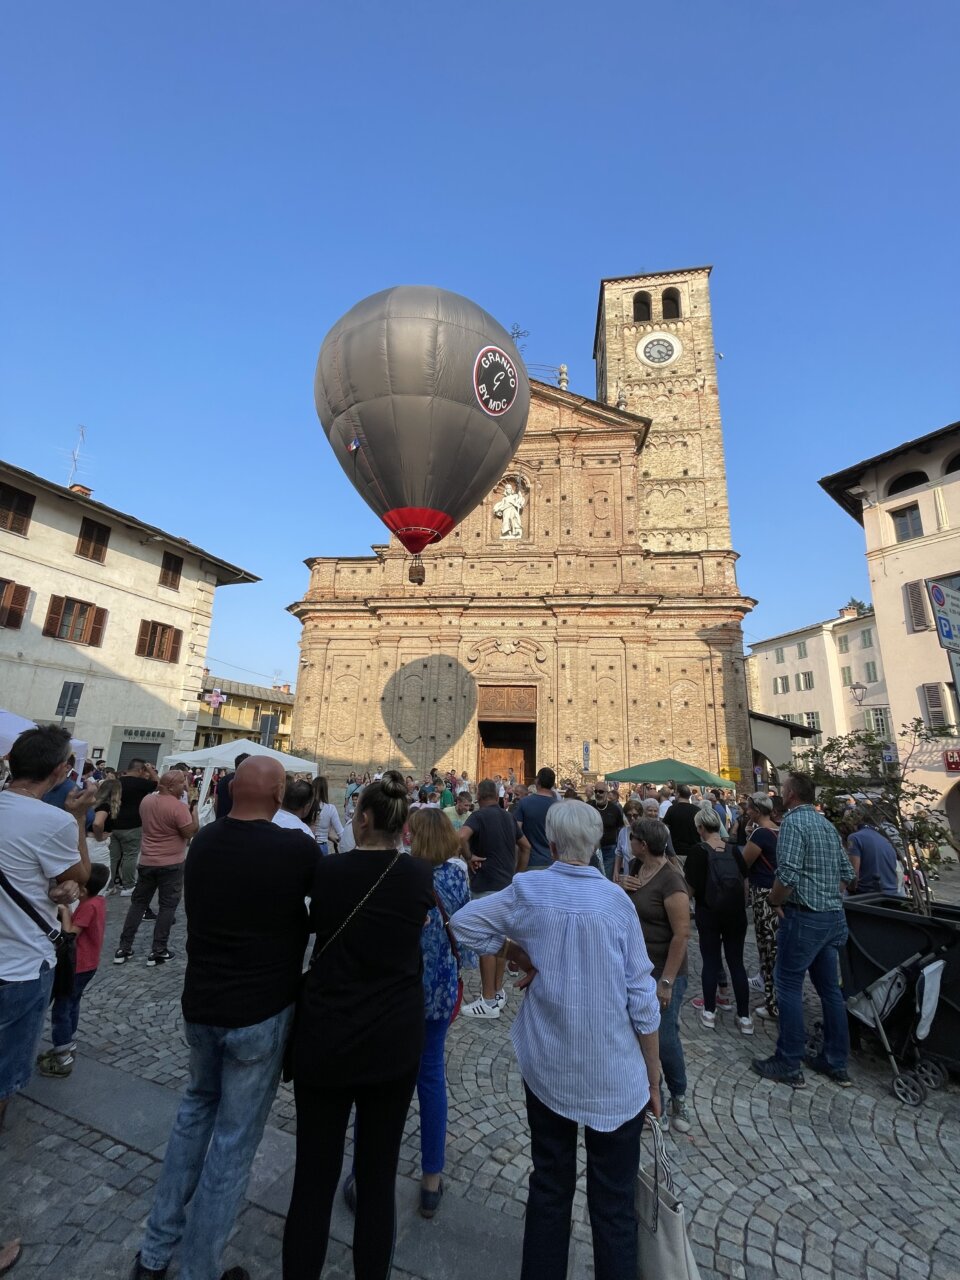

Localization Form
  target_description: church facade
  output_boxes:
[290,266,755,786]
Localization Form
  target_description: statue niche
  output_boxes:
[492,476,527,540]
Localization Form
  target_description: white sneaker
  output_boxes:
[460,997,501,1020]
[494,988,507,1010]
[748,973,764,993]
[738,1016,755,1036]
[120,888,134,897]
[700,1009,716,1029]
[754,1005,776,1021]
[670,1096,692,1133]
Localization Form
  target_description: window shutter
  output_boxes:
[0,484,34,535]
[905,581,929,631]
[3,583,30,630]
[43,595,66,637]
[136,619,151,656]
[160,552,183,590]
[87,607,108,647]
[169,628,183,664]
[923,682,947,728]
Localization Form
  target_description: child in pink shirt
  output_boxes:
[37,863,109,1077]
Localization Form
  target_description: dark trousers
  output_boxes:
[695,905,749,1016]
[119,864,184,954]
[282,1069,418,1280]
[521,1082,646,1280]
[50,968,96,1049]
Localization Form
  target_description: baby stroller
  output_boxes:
[836,896,959,1106]
[844,952,947,1105]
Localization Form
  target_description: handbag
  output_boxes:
[0,866,77,1000]
[635,1115,702,1280]
[433,889,464,1021]
[281,850,401,1082]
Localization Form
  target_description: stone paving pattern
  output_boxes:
[2,870,960,1279]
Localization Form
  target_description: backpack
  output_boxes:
[705,843,745,912]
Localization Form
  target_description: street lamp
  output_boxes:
[849,682,868,707]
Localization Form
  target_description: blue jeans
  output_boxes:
[657,975,688,1101]
[140,1004,293,1280]
[600,845,617,879]
[50,969,96,1050]
[417,1017,451,1175]
[0,965,54,1101]
[774,906,849,1073]
[521,1082,646,1280]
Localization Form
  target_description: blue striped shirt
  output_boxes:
[450,861,660,1131]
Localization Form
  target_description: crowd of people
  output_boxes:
[0,730,913,1280]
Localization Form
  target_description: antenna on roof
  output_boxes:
[67,425,86,487]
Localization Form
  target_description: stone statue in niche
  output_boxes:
[493,478,525,539]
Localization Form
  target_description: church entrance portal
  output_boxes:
[478,720,536,786]
[476,685,537,785]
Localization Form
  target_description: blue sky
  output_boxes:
[3,1,958,685]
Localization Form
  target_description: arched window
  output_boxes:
[886,470,929,497]
[662,287,681,319]
[944,453,960,476]
[632,291,651,322]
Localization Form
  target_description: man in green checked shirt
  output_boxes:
[752,771,856,1089]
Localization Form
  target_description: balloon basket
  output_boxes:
[408,555,426,586]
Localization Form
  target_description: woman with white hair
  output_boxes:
[685,806,752,1034]
[450,801,661,1280]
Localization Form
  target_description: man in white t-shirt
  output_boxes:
[272,777,316,837]
[1,726,92,1128]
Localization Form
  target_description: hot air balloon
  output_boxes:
[314,286,531,583]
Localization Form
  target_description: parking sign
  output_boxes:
[926,580,960,653]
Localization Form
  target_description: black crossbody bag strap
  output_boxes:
[314,850,401,960]
[0,866,62,942]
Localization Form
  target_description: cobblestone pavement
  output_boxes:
[2,868,959,1279]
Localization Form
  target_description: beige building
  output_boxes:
[747,606,890,762]
[194,671,295,753]
[290,267,754,786]
[820,421,960,829]
[0,461,257,765]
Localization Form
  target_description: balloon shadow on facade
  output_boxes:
[380,656,477,779]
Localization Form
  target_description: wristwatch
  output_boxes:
[659,977,672,987]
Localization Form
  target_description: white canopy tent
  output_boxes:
[160,738,318,822]
[0,708,89,779]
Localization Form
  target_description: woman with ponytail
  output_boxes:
[283,770,434,1280]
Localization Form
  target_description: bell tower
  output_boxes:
[593,266,732,554]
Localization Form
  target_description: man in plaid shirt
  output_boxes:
[752,771,855,1089]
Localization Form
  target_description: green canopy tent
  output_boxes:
[603,757,730,789]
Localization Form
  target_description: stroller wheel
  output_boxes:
[891,1071,927,1107]
[914,1058,948,1091]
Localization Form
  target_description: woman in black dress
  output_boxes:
[282,771,434,1280]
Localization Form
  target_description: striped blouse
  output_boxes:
[450,861,660,1131]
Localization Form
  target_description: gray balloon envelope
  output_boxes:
[315,285,531,553]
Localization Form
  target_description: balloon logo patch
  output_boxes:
[474,346,519,417]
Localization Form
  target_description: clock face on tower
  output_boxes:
[636,332,683,368]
